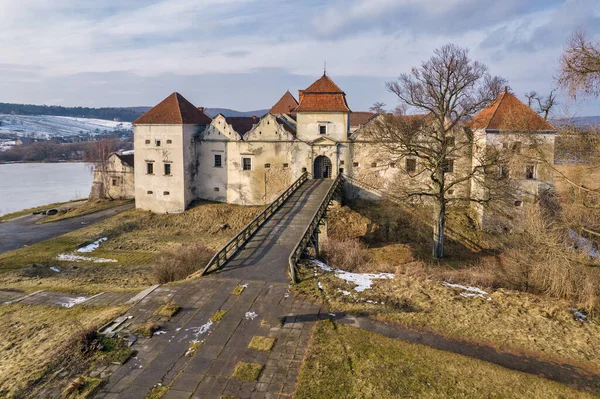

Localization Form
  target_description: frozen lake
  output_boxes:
[0,163,93,216]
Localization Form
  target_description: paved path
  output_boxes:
[0,203,133,254]
[216,179,334,283]
[95,277,324,399]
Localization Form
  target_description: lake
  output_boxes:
[0,163,94,216]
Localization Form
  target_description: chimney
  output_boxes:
[198,107,205,113]
[252,115,257,120]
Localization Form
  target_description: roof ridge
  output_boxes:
[485,91,506,129]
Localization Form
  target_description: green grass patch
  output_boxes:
[145,385,168,399]
[296,320,596,399]
[232,362,263,381]
[154,301,181,318]
[210,309,227,322]
[248,336,275,351]
[186,341,203,357]
[98,336,136,365]
[231,285,246,295]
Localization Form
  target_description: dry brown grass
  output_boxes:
[152,244,214,284]
[0,304,124,398]
[322,238,371,273]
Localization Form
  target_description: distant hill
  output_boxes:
[0,102,142,122]
[551,116,600,128]
[204,108,269,117]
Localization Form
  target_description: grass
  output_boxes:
[186,341,203,357]
[133,321,161,338]
[0,304,124,398]
[0,199,86,222]
[145,385,168,399]
[154,301,181,318]
[232,362,263,381]
[0,200,263,293]
[296,263,600,372]
[62,375,104,399]
[97,336,136,365]
[210,309,227,322]
[296,320,597,399]
[248,336,275,351]
[231,285,246,295]
[40,199,132,224]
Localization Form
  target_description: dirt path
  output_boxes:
[335,313,600,396]
[0,203,133,254]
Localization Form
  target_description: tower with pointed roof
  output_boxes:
[133,92,211,213]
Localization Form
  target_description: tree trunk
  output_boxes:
[432,199,445,259]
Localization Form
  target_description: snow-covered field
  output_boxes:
[0,114,132,138]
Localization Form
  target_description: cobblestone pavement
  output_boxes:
[95,276,325,399]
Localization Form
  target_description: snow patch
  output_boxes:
[245,311,258,320]
[312,259,394,292]
[60,296,88,308]
[569,229,599,258]
[442,282,491,301]
[50,266,61,273]
[77,237,108,253]
[56,253,117,263]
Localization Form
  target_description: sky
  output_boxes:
[0,0,599,116]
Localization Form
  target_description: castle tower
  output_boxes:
[133,92,211,213]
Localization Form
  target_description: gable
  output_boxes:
[245,114,296,141]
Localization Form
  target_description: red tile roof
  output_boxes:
[350,112,376,127]
[469,91,556,131]
[133,92,212,125]
[270,91,299,114]
[295,74,351,113]
[304,74,345,93]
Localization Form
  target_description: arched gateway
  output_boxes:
[313,155,332,179]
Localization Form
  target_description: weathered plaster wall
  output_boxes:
[90,154,135,200]
[295,112,349,142]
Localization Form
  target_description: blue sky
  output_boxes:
[0,0,599,116]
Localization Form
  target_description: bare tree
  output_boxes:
[525,91,538,107]
[558,30,600,98]
[525,90,558,120]
[84,137,119,200]
[365,44,507,259]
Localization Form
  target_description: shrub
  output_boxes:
[322,238,371,272]
[152,244,214,284]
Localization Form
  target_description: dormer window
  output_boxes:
[319,124,327,135]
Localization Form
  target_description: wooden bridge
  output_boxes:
[200,173,343,283]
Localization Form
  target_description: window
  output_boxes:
[166,139,172,144]
[264,163,271,168]
[283,163,289,168]
[515,200,523,207]
[302,167,307,172]
[164,163,171,176]
[112,178,118,186]
[340,160,345,165]
[146,162,154,175]
[442,159,454,173]
[147,190,153,194]
[145,139,150,144]
[319,124,327,134]
[163,191,170,195]
[405,158,416,173]
[214,187,220,192]
[444,136,455,147]
[242,157,252,171]
[214,154,222,168]
[339,167,344,174]
[448,189,454,195]
[371,162,377,168]
[353,162,360,167]
[390,162,396,168]
[155,140,161,147]
[525,164,535,179]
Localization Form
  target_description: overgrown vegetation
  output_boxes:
[210,309,227,322]
[153,243,214,284]
[154,301,181,318]
[296,320,596,399]
[0,304,125,398]
[248,336,275,351]
[232,362,263,381]
[133,321,161,338]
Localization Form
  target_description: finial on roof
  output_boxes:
[324,61,327,76]
[504,86,509,93]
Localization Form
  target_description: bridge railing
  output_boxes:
[288,173,344,283]
[199,172,309,276]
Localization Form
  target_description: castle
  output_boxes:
[130,74,556,227]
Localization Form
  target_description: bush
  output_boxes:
[152,244,214,284]
[322,238,371,272]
